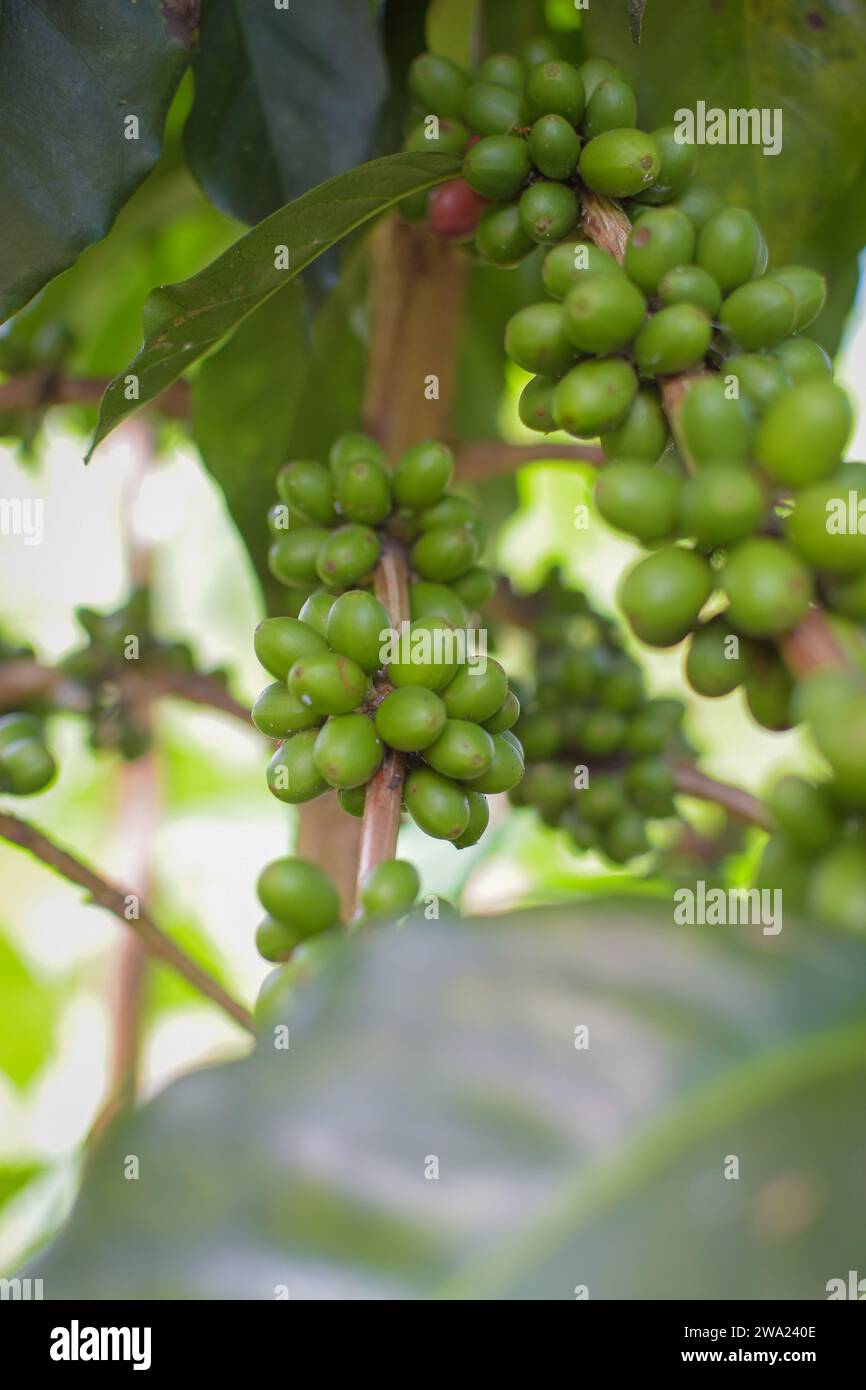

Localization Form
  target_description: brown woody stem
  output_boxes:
[0,372,190,417]
[0,812,254,1033]
[456,440,604,480]
[671,763,774,832]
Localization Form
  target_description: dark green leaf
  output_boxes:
[185,0,387,227]
[25,902,866,1298]
[0,0,192,321]
[85,151,461,462]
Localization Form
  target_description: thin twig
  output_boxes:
[456,440,604,480]
[0,812,254,1034]
[672,762,774,832]
[0,658,251,725]
[0,372,190,417]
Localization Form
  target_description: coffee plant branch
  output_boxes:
[671,762,774,831]
[0,658,252,726]
[0,372,190,417]
[0,811,254,1033]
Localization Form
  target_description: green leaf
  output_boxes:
[0,933,57,1089]
[0,1162,44,1211]
[584,1,866,265]
[185,0,387,227]
[0,0,192,322]
[85,151,462,462]
[24,902,866,1298]
[192,246,369,609]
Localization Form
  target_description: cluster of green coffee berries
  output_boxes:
[509,572,693,864]
[0,708,56,796]
[404,39,706,252]
[253,431,526,959]
[61,588,225,760]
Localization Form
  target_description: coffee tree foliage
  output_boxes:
[2,0,866,1298]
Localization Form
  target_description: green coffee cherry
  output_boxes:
[288,651,368,715]
[277,460,337,525]
[669,183,724,229]
[811,693,866,807]
[516,709,562,759]
[824,569,866,620]
[769,336,832,384]
[723,353,790,413]
[252,682,322,737]
[542,241,623,299]
[386,616,459,691]
[392,441,455,511]
[767,775,839,853]
[359,859,420,921]
[411,525,478,581]
[718,278,796,349]
[580,709,628,755]
[721,538,813,637]
[316,524,381,587]
[577,775,626,827]
[442,657,509,722]
[625,755,676,807]
[562,276,646,355]
[599,658,644,712]
[678,466,765,549]
[784,476,866,575]
[524,59,585,123]
[528,114,580,180]
[624,208,695,294]
[416,495,483,545]
[0,738,55,795]
[461,81,527,135]
[465,731,525,793]
[696,208,766,291]
[257,855,340,933]
[553,357,638,437]
[745,645,794,731]
[454,789,490,848]
[685,618,747,697]
[335,459,392,526]
[620,546,714,647]
[313,713,383,789]
[578,56,625,99]
[518,376,557,433]
[755,835,808,910]
[406,117,470,156]
[375,685,447,750]
[476,53,525,92]
[505,302,575,374]
[255,916,306,963]
[329,433,386,476]
[584,78,638,139]
[297,589,338,638]
[450,567,497,609]
[0,712,43,748]
[483,690,521,734]
[409,581,468,628]
[657,264,722,318]
[404,766,471,840]
[595,463,681,543]
[636,124,699,204]
[338,785,366,818]
[254,616,328,681]
[408,53,468,118]
[326,590,391,673]
[463,135,532,199]
[268,527,330,587]
[807,842,866,930]
[601,388,669,464]
[424,719,495,779]
[755,380,852,486]
[518,181,579,244]
[579,128,660,197]
[603,810,650,864]
[633,304,712,376]
[475,202,534,267]
[266,731,328,804]
[767,265,827,332]
[680,376,753,466]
